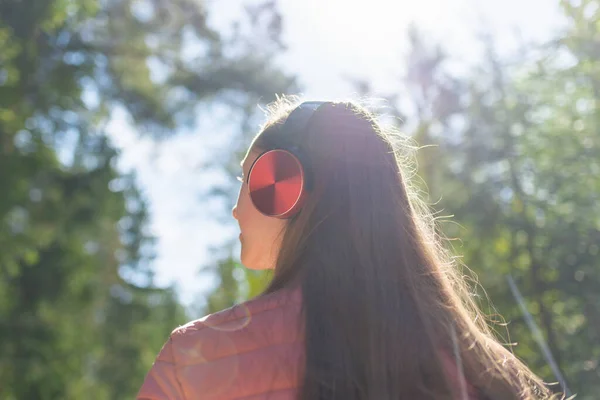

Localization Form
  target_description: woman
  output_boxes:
[137,98,557,399]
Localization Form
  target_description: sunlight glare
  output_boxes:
[281,0,466,96]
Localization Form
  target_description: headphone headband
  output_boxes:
[246,101,329,219]
[281,101,328,147]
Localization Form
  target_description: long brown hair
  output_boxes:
[251,96,556,400]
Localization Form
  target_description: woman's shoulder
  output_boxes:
[152,288,303,399]
[169,286,303,346]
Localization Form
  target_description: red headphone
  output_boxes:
[247,101,328,219]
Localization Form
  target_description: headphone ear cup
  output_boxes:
[247,149,307,219]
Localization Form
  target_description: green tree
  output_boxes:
[0,0,294,398]
[377,16,600,398]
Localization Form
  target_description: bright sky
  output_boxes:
[108,0,563,309]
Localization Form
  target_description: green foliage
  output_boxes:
[375,14,600,400]
[199,244,272,315]
[0,0,293,398]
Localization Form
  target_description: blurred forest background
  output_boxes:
[0,0,598,399]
